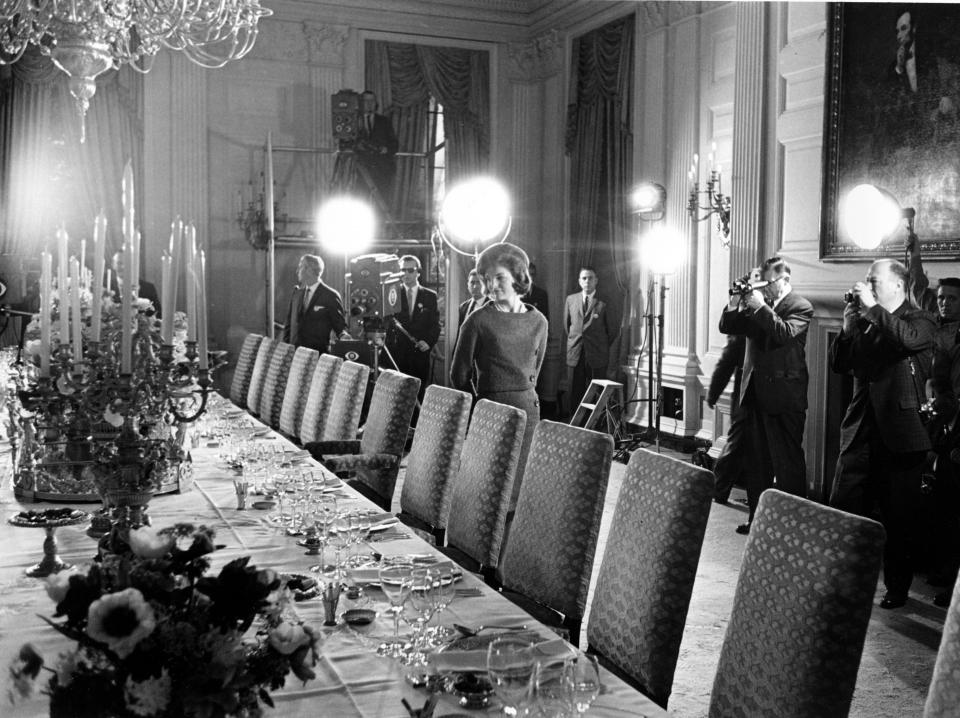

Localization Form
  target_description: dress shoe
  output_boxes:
[934,591,952,608]
[735,523,750,535]
[879,593,908,610]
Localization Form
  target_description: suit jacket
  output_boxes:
[458,297,486,328]
[719,291,813,415]
[707,334,745,409]
[526,284,549,323]
[356,113,398,193]
[110,278,161,318]
[391,285,440,348]
[830,301,936,454]
[281,281,346,353]
[564,292,618,369]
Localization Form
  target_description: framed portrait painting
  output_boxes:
[821,3,960,260]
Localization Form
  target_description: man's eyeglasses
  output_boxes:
[401,267,418,273]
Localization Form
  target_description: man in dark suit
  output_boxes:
[830,258,937,610]
[708,334,747,505]
[356,90,399,206]
[389,254,440,400]
[564,266,618,415]
[720,257,813,534]
[457,269,486,328]
[527,262,549,322]
[281,254,346,353]
[111,252,161,317]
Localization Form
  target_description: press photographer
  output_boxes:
[829,258,937,610]
[719,257,813,535]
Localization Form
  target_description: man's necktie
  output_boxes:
[583,296,589,315]
[302,288,311,312]
[365,114,373,135]
[408,288,415,318]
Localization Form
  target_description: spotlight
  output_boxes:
[640,226,684,275]
[316,196,375,255]
[630,182,667,220]
[438,177,511,250]
[840,184,909,250]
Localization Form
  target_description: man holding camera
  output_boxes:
[719,257,813,534]
[830,258,937,610]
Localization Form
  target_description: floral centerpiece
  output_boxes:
[9,524,319,718]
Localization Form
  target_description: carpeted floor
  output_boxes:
[395,447,943,717]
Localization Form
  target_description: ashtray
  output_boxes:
[449,673,494,709]
[251,500,276,510]
[342,608,377,626]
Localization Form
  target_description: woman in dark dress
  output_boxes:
[450,242,548,506]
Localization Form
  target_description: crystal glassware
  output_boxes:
[487,636,536,717]
[563,654,600,714]
[377,562,414,658]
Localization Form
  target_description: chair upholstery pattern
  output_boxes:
[320,370,419,508]
[400,385,471,531]
[229,333,264,407]
[709,490,885,718]
[258,341,295,428]
[445,400,526,568]
[321,360,371,442]
[279,347,319,438]
[245,338,277,417]
[299,354,344,445]
[587,449,714,708]
[498,420,613,622]
[925,578,960,716]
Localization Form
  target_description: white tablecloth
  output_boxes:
[0,402,666,717]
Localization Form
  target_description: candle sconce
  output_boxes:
[236,192,286,248]
[688,170,732,248]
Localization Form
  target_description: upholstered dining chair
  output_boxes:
[278,347,320,439]
[298,354,344,445]
[497,420,613,647]
[439,399,526,582]
[314,360,370,442]
[245,337,277,417]
[397,385,472,543]
[257,341,295,429]
[925,578,960,716]
[708,490,885,718]
[307,368,416,509]
[229,333,264,408]
[586,449,714,709]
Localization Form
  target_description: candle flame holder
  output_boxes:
[688,170,732,247]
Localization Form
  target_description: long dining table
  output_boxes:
[0,395,667,717]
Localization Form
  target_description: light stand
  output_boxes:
[652,275,668,452]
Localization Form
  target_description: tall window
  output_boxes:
[426,96,446,224]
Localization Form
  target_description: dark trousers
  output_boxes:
[713,405,748,502]
[930,450,960,580]
[568,358,601,417]
[742,401,807,521]
[831,407,926,596]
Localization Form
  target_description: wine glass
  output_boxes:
[329,513,352,579]
[400,568,437,663]
[533,660,573,717]
[487,636,536,717]
[562,654,600,715]
[426,565,457,644]
[377,563,414,658]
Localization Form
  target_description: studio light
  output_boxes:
[630,182,667,221]
[640,226,684,276]
[840,184,911,250]
[437,176,511,254]
[316,196,375,255]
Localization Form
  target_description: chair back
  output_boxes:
[925,579,960,716]
[278,347,320,438]
[587,449,713,708]
[229,333,264,407]
[498,420,613,623]
[399,385,471,534]
[245,338,277,416]
[299,354,343,445]
[446,399,526,569]
[258,342,295,428]
[320,360,370,441]
[351,370,421,506]
[709,490,885,718]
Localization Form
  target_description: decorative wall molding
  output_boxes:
[304,22,349,66]
[506,29,562,82]
[249,21,308,63]
[638,1,667,32]
[669,1,702,25]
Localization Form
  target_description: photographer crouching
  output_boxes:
[830,259,937,610]
[719,257,814,535]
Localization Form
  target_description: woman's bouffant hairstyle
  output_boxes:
[476,242,532,297]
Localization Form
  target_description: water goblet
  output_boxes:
[329,513,353,579]
[426,565,457,644]
[487,636,536,717]
[401,568,437,659]
[533,660,574,718]
[562,654,600,715]
[377,562,414,658]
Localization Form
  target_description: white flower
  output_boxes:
[128,526,174,559]
[267,621,311,655]
[44,571,74,604]
[124,669,171,716]
[86,588,156,658]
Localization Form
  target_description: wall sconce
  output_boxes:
[235,180,284,248]
[686,149,731,247]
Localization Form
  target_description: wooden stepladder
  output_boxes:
[570,380,624,435]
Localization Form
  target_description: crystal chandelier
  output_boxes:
[0,0,272,140]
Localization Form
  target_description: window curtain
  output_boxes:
[364,40,490,223]
[566,15,635,300]
[0,47,142,257]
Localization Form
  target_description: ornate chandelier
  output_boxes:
[0,0,272,140]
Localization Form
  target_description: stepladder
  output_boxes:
[570,379,624,437]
